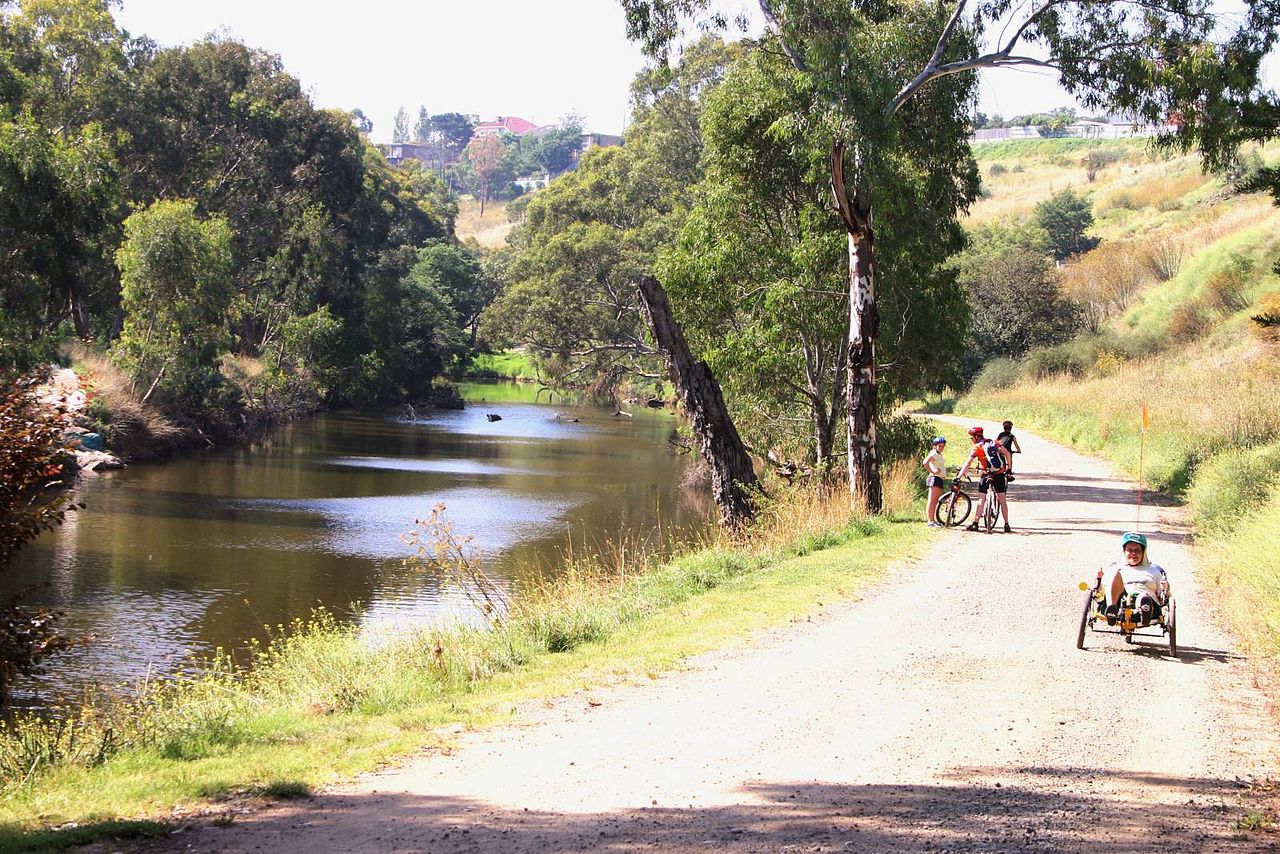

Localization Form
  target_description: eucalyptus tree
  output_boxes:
[661,40,973,475]
[112,199,233,408]
[622,0,1280,512]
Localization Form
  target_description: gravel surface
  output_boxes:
[135,418,1280,853]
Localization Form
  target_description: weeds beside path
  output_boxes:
[120,421,1280,853]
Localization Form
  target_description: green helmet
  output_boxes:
[1121,532,1147,550]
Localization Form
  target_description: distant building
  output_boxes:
[473,116,542,138]
[970,117,1176,144]
[580,132,622,151]
[377,142,433,166]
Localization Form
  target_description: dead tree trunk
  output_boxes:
[831,142,882,513]
[636,275,759,527]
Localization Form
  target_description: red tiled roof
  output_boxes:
[474,116,539,135]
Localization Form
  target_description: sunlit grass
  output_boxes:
[454,195,514,248]
[458,350,538,380]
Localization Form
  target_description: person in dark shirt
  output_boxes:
[996,420,1021,480]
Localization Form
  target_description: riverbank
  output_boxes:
[0,477,927,849]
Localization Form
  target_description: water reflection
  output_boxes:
[2,384,709,705]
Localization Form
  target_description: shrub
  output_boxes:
[971,357,1023,390]
[1064,241,1149,319]
[1082,147,1123,182]
[1033,188,1100,261]
[989,162,1007,175]
[1203,253,1256,313]
[1187,442,1280,535]
[1167,301,1211,342]
[875,411,933,466]
[0,375,79,703]
[1250,292,1280,342]
[1137,234,1185,281]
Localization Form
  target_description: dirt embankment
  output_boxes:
[127,418,1280,853]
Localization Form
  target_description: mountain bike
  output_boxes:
[937,476,973,528]
[982,475,1000,533]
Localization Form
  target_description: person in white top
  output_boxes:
[1104,531,1170,624]
[922,436,947,527]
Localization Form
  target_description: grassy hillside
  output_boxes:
[959,137,1280,663]
[455,195,515,248]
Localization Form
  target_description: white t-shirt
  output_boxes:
[923,448,946,478]
[1111,561,1167,599]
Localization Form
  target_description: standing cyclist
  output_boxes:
[996,420,1021,480]
[956,426,1013,533]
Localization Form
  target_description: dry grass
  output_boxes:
[455,196,515,248]
[67,344,184,454]
[966,338,1280,492]
[1098,169,1210,214]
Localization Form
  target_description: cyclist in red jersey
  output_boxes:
[955,426,1012,532]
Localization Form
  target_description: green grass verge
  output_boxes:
[971,137,1152,162]
[457,351,539,381]
[1196,487,1280,663]
[0,508,929,848]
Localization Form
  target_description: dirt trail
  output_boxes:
[142,419,1280,852]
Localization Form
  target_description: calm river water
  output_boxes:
[3,383,709,705]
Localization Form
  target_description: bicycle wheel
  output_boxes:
[1076,589,1094,649]
[938,491,971,527]
[1166,598,1177,658]
[983,492,997,533]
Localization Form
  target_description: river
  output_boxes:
[2,383,710,706]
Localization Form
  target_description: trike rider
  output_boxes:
[955,426,1012,533]
[1104,532,1171,625]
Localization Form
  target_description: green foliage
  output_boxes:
[971,357,1024,391]
[0,111,122,362]
[111,199,234,411]
[1032,189,1100,261]
[0,4,463,417]
[875,411,933,467]
[1187,442,1280,536]
[482,38,738,395]
[956,222,1084,371]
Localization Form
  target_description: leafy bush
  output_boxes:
[1203,253,1256,313]
[971,357,1023,390]
[989,162,1007,175]
[1082,147,1124,182]
[1187,442,1280,535]
[875,411,933,466]
[1034,189,1099,261]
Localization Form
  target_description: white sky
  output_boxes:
[114,1,1273,141]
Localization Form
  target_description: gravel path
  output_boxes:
[143,418,1280,852]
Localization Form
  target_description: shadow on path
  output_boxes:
[103,768,1271,853]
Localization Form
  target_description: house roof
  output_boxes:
[474,116,540,135]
